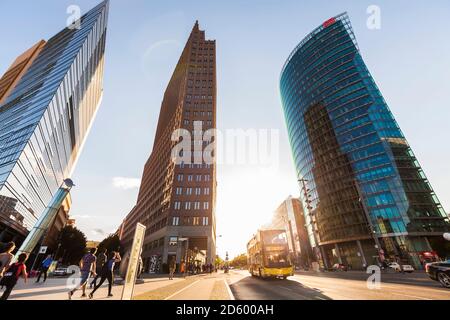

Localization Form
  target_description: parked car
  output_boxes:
[426,261,450,288]
[387,262,414,273]
[331,263,348,272]
[52,266,72,277]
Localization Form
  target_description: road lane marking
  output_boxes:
[224,279,235,300]
[164,280,200,300]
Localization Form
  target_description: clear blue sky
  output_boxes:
[1,0,449,258]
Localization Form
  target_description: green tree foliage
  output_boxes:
[230,253,248,269]
[57,226,87,265]
[98,234,121,254]
[215,255,224,267]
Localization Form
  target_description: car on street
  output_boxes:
[331,263,348,272]
[52,266,73,277]
[426,261,450,288]
[387,262,414,273]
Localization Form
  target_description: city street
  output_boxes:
[228,270,450,300]
[5,270,449,300]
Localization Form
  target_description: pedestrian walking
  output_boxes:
[0,253,28,300]
[68,248,97,300]
[89,251,121,299]
[180,260,186,277]
[90,249,107,289]
[0,242,15,278]
[169,257,176,280]
[35,254,53,283]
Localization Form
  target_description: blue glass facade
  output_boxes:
[0,1,109,243]
[280,13,449,268]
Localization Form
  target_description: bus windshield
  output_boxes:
[264,251,290,268]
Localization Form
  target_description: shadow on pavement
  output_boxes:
[230,276,332,300]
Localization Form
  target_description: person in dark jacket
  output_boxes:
[90,249,107,288]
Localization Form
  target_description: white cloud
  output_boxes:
[92,228,106,236]
[112,177,141,190]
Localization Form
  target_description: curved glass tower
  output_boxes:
[280,13,449,269]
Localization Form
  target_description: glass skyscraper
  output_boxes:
[280,13,449,269]
[0,1,109,244]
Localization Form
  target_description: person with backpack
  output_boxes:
[0,242,16,277]
[90,249,107,289]
[89,251,121,299]
[0,253,28,300]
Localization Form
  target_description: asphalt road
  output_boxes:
[227,270,450,300]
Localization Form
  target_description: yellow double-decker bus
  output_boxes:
[247,229,294,279]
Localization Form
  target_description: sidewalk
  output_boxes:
[7,272,231,300]
[8,274,186,300]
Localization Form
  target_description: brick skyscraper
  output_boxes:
[120,22,217,272]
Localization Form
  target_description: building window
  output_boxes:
[196,175,202,182]
[203,202,209,210]
[169,236,178,246]
[176,187,182,195]
[205,175,211,182]
[195,188,201,195]
[204,188,210,195]
[193,217,200,226]
[174,202,181,210]
[186,188,193,195]
[185,202,191,210]
[194,202,201,210]
[177,174,184,182]
[188,175,193,182]
[202,217,209,226]
[172,217,180,226]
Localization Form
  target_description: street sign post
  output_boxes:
[39,246,48,254]
[121,223,146,300]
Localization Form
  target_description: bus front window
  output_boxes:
[264,252,290,268]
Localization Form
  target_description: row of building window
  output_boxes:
[175,187,210,196]
[177,174,211,182]
[186,95,213,100]
[172,216,209,226]
[183,119,213,126]
[173,201,210,210]
[184,111,213,117]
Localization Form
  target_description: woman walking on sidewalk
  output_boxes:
[0,253,28,300]
[0,242,15,277]
[89,251,121,299]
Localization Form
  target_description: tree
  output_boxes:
[98,234,121,254]
[215,255,224,268]
[230,253,248,269]
[57,226,87,265]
